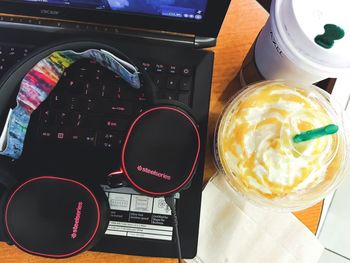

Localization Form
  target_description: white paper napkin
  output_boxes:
[186,174,324,263]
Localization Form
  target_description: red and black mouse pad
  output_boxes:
[122,106,200,196]
[4,176,109,258]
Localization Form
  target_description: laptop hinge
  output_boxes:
[118,30,217,48]
[0,14,217,49]
[194,37,217,48]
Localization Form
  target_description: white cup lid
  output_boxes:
[274,0,350,75]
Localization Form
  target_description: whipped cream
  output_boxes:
[218,83,340,198]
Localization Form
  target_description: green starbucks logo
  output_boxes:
[315,24,345,49]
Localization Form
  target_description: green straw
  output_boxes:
[293,124,338,143]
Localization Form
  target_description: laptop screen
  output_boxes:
[15,0,208,21]
[0,0,230,38]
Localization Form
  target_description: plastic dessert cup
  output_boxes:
[214,80,350,211]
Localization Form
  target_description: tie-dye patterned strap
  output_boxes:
[0,49,140,159]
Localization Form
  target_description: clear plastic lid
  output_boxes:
[215,80,350,211]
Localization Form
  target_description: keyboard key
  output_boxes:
[179,78,192,91]
[155,63,166,73]
[23,48,30,57]
[135,102,147,114]
[100,142,114,150]
[64,128,96,146]
[100,83,112,98]
[65,79,83,95]
[112,102,133,115]
[141,61,152,72]
[76,66,89,79]
[160,91,178,100]
[80,98,97,112]
[111,74,121,82]
[7,46,19,61]
[0,60,10,75]
[38,127,54,140]
[0,64,6,75]
[97,132,121,150]
[56,111,71,126]
[71,112,83,127]
[83,82,98,97]
[100,132,120,142]
[178,93,191,106]
[81,130,97,146]
[68,129,83,142]
[40,109,55,125]
[168,65,178,74]
[57,132,65,140]
[67,97,80,111]
[152,74,165,89]
[166,77,179,90]
[102,100,134,115]
[182,67,193,76]
[54,130,68,142]
[137,92,147,102]
[80,116,100,129]
[116,82,137,100]
[100,81,127,100]
[102,118,129,131]
[92,71,103,82]
[61,71,68,79]
[100,83,107,98]
[51,94,65,109]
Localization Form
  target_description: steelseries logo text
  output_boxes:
[70,201,83,239]
[137,165,171,181]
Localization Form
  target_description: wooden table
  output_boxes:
[0,0,322,262]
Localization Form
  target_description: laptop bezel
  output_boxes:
[0,0,231,38]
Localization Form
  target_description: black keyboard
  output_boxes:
[0,43,194,153]
[34,59,194,151]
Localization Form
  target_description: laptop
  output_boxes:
[0,0,231,259]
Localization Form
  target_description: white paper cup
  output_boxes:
[253,0,350,85]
